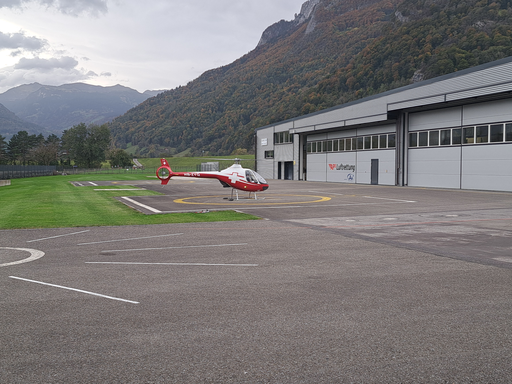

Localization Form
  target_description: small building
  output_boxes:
[255,56,512,192]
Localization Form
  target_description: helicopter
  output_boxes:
[156,158,269,200]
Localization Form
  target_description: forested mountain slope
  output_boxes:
[0,103,48,140]
[109,0,512,156]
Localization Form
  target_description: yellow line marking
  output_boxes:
[173,194,331,205]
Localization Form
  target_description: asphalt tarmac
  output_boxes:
[1,178,512,383]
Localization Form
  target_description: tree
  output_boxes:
[7,131,41,165]
[0,135,7,164]
[62,123,111,168]
[107,148,133,168]
[30,134,61,166]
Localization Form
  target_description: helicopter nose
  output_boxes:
[262,185,269,191]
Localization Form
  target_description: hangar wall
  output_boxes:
[407,98,512,191]
[255,57,512,193]
[305,124,397,185]
[256,128,274,180]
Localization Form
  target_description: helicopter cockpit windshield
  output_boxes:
[246,170,267,184]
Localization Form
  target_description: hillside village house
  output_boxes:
[255,56,512,192]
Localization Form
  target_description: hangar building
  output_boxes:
[255,56,512,192]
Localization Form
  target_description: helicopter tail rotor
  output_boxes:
[156,158,173,185]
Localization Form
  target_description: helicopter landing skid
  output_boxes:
[223,189,263,201]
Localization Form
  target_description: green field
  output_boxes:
[0,171,259,229]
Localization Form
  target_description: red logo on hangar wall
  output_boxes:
[328,163,356,171]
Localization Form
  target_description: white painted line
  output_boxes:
[101,243,248,253]
[121,197,162,213]
[493,257,512,263]
[78,233,183,246]
[308,190,345,196]
[0,248,45,267]
[94,188,146,191]
[9,276,139,304]
[86,262,258,267]
[88,182,98,186]
[363,196,416,203]
[27,230,90,243]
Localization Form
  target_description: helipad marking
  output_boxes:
[173,194,331,205]
[78,233,183,246]
[27,230,90,243]
[101,243,247,253]
[363,196,416,203]
[9,276,139,304]
[309,190,345,196]
[86,262,258,267]
[0,247,45,267]
[121,196,162,213]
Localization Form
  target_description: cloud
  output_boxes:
[0,31,47,52]
[14,56,78,71]
[0,56,100,91]
[0,0,108,16]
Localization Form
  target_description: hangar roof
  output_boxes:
[256,56,512,133]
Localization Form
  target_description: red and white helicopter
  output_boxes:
[156,158,269,200]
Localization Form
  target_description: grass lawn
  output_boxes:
[0,173,259,229]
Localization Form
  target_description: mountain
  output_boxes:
[0,83,163,137]
[0,103,48,140]
[111,0,511,156]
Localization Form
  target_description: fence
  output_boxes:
[0,160,255,180]
[0,165,57,180]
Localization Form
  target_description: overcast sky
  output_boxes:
[0,0,304,94]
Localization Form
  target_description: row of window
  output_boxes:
[274,131,294,144]
[410,122,512,147]
[307,134,396,153]
[274,122,512,155]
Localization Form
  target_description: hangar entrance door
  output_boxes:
[284,161,294,180]
[371,159,379,185]
[278,161,294,180]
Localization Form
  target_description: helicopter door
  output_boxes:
[245,170,257,183]
[253,171,267,184]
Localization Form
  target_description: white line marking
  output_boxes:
[86,262,258,267]
[27,230,90,243]
[9,276,139,304]
[363,196,416,203]
[101,243,248,253]
[493,257,512,263]
[308,190,345,196]
[0,248,45,267]
[78,233,183,246]
[88,182,98,186]
[121,197,162,213]
[95,188,146,191]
